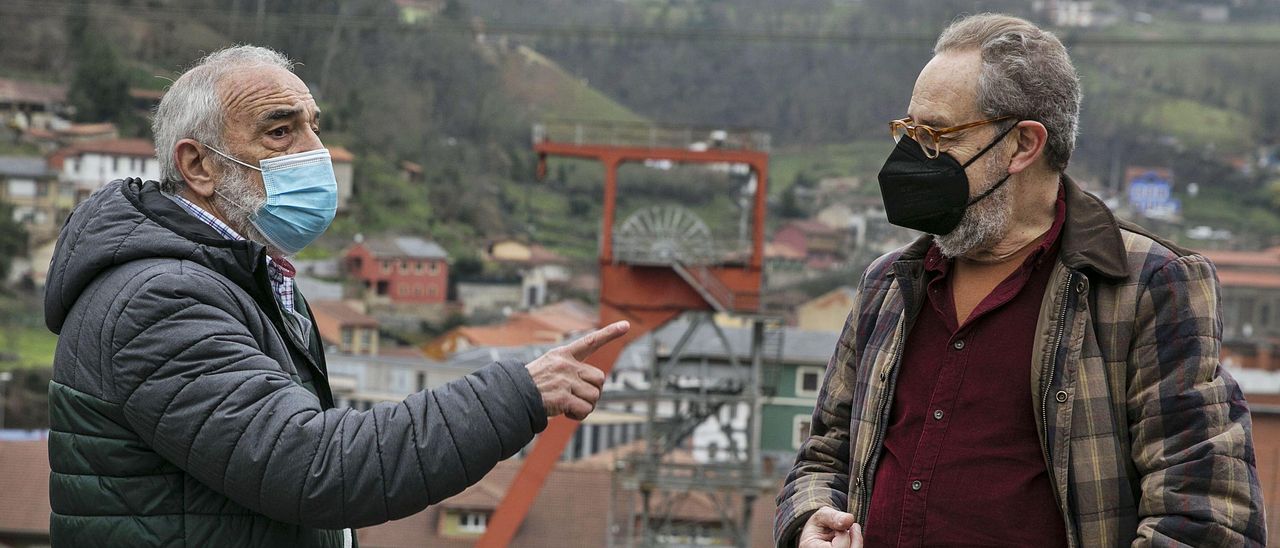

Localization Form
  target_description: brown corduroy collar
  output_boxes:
[893,173,1132,282]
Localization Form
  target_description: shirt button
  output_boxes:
[911,480,922,491]
[933,409,944,420]
[1076,280,1086,294]
[952,340,965,350]
[1055,390,1068,403]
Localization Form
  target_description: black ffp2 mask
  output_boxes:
[876,123,1019,235]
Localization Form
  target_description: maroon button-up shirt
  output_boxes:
[865,188,1069,547]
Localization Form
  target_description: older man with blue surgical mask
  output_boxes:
[43,45,627,547]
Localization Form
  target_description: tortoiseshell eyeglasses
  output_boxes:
[889,115,1015,159]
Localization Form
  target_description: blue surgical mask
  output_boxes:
[202,144,338,255]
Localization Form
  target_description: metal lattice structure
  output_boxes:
[605,313,785,548]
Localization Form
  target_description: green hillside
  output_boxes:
[500,45,646,124]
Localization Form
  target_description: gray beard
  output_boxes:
[211,161,280,256]
[935,169,1013,259]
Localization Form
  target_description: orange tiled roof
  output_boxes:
[1204,250,1280,269]
[378,345,427,359]
[327,145,355,163]
[309,300,377,348]
[49,138,156,169]
[1219,270,1280,289]
[452,320,560,348]
[450,301,597,349]
[526,244,566,265]
[310,300,378,327]
[67,137,155,157]
[522,301,596,334]
[0,77,66,104]
[765,241,806,260]
[58,122,117,137]
[128,88,166,101]
[784,219,841,235]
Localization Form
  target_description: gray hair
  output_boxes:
[153,45,294,186]
[935,14,1081,172]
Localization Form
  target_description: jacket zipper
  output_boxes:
[856,313,908,523]
[1040,271,1074,542]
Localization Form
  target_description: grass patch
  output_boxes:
[1141,98,1253,150]
[502,46,647,124]
[770,140,891,196]
[0,326,57,370]
[0,295,56,370]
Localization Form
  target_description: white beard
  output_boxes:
[935,160,1014,259]
[211,160,281,256]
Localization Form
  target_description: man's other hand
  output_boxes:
[799,507,863,548]
[525,321,630,420]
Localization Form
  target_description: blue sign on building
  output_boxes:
[1128,170,1181,218]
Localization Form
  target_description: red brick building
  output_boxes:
[1244,392,1280,544]
[345,236,449,304]
[771,220,845,270]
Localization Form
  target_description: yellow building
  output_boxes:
[796,287,857,333]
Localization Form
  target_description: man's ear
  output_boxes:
[174,139,218,198]
[1007,120,1048,175]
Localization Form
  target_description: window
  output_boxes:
[795,367,823,397]
[1262,304,1272,327]
[428,286,438,298]
[793,415,812,449]
[112,156,119,172]
[415,261,425,274]
[376,281,389,295]
[13,206,33,223]
[359,328,373,351]
[459,511,488,533]
[341,327,353,350]
[428,261,439,275]
[7,179,36,198]
[399,260,410,274]
[416,372,427,391]
[381,260,392,274]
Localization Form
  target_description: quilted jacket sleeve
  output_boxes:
[1127,255,1266,546]
[112,265,548,528]
[773,274,869,548]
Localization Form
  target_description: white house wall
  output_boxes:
[63,153,161,191]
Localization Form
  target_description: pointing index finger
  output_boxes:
[566,321,631,361]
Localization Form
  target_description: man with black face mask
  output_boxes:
[775,13,1264,548]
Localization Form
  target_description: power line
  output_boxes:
[6,1,1280,48]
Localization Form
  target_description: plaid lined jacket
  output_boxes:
[775,176,1266,547]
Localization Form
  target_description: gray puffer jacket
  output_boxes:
[45,179,548,547]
